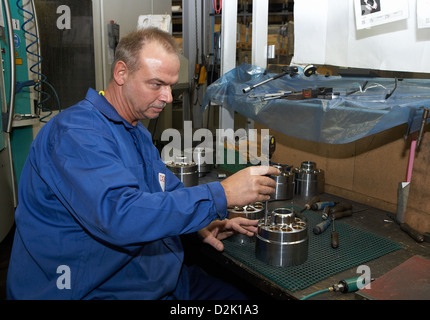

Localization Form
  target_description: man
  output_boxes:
[7,28,278,300]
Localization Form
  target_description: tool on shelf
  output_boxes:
[242,66,298,93]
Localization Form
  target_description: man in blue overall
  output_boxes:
[7,28,278,300]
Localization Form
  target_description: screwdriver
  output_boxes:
[331,216,339,249]
[313,219,331,235]
[310,201,336,211]
[322,202,352,219]
[300,195,320,213]
[328,209,353,220]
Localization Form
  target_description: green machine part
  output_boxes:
[1,0,35,184]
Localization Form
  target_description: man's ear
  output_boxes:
[112,61,128,86]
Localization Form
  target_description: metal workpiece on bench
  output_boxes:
[293,161,325,199]
[255,207,309,267]
[165,156,198,187]
[270,164,295,201]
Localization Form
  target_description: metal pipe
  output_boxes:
[30,0,42,114]
[3,0,16,133]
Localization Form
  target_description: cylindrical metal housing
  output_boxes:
[270,164,294,200]
[165,156,199,187]
[255,208,308,267]
[227,202,265,245]
[293,161,325,199]
[185,147,214,177]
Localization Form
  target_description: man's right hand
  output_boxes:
[220,166,280,207]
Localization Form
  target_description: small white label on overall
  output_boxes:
[159,173,165,191]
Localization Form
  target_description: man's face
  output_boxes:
[122,42,180,122]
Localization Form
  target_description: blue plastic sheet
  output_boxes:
[201,64,430,144]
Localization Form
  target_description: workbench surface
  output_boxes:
[192,170,430,301]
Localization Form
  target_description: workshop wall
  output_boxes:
[258,120,430,233]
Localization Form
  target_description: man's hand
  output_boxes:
[220,165,280,207]
[198,217,258,251]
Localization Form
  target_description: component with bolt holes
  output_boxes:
[255,207,308,266]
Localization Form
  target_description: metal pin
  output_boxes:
[264,200,268,225]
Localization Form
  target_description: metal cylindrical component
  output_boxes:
[165,156,199,187]
[227,202,265,245]
[185,147,214,177]
[293,161,325,199]
[270,165,294,200]
[255,208,308,267]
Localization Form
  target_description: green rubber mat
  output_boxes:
[223,207,404,292]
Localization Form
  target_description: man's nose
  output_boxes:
[161,85,173,104]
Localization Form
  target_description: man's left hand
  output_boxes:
[198,217,258,251]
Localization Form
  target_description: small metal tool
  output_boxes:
[264,200,269,225]
[331,216,339,249]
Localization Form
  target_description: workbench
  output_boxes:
[188,170,430,301]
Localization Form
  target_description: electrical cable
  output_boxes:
[17,0,61,122]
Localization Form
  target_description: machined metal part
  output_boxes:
[255,207,309,267]
[270,164,294,200]
[227,202,265,245]
[165,156,199,187]
[184,147,214,177]
[293,161,325,199]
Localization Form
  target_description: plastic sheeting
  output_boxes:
[201,64,430,144]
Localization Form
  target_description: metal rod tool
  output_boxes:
[242,67,298,93]
[264,200,269,225]
[331,216,339,249]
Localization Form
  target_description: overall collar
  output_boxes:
[85,88,136,130]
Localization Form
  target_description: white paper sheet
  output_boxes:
[292,0,430,73]
[417,0,430,28]
[354,0,409,30]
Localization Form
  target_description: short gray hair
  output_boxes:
[111,27,179,77]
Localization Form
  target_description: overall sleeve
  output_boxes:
[36,114,227,250]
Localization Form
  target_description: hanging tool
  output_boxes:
[385,77,398,99]
[300,195,320,213]
[242,66,298,93]
[212,0,222,14]
[416,107,430,150]
[331,216,339,249]
[313,219,331,235]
